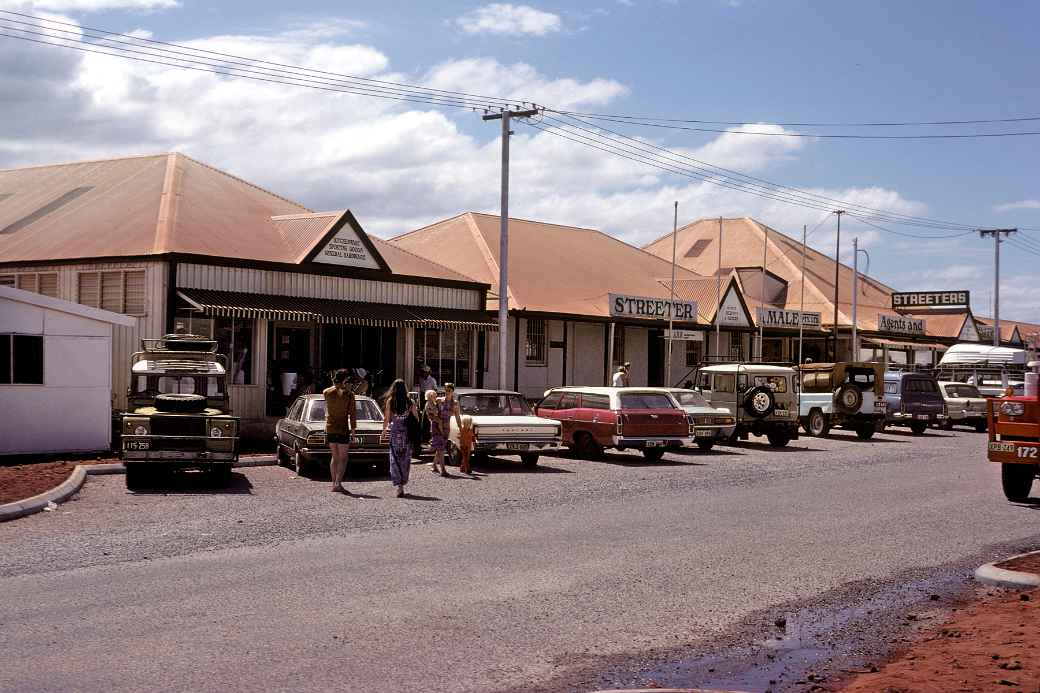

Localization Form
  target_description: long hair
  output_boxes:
[388,378,408,415]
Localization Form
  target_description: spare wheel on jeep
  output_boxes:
[833,383,863,414]
[154,393,207,413]
[743,386,776,419]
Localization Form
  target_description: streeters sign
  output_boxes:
[892,290,970,310]
[878,314,926,335]
[609,293,697,322]
[755,308,822,329]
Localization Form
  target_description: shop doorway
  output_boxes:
[268,324,314,416]
[319,326,397,396]
[647,329,665,387]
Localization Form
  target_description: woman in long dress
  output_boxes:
[381,379,415,498]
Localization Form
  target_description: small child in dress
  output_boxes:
[458,414,476,475]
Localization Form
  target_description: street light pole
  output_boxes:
[483,107,538,388]
[978,228,1017,347]
[667,201,678,385]
[831,210,844,361]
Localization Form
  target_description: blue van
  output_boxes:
[882,371,946,435]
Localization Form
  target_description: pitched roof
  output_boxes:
[975,316,1040,344]
[0,153,479,285]
[0,285,135,326]
[390,212,712,320]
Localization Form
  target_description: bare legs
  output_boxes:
[329,442,349,493]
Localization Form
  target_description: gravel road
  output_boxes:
[1,428,1037,692]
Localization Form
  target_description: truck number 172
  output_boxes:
[1018,446,1039,459]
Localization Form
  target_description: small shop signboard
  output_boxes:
[756,308,822,329]
[312,223,382,269]
[892,290,970,311]
[878,314,926,335]
[609,293,697,321]
[665,329,703,341]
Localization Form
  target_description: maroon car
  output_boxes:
[536,387,692,461]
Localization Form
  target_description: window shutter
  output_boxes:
[78,272,99,308]
[0,275,15,287]
[101,271,123,312]
[17,274,37,292]
[38,273,59,298]
[124,270,146,315]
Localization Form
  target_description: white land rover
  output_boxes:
[694,364,801,447]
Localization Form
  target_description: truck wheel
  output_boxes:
[642,447,666,462]
[766,431,791,447]
[125,462,148,489]
[209,463,232,485]
[909,421,928,435]
[520,453,540,468]
[696,439,715,452]
[805,409,829,437]
[974,421,988,433]
[1001,463,1036,502]
[855,423,875,440]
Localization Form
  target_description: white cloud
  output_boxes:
[454,3,562,36]
[691,123,807,172]
[994,199,1040,213]
[0,0,178,10]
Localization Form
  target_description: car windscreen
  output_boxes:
[672,391,708,407]
[619,393,676,410]
[945,384,981,398]
[459,394,532,416]
[308,399,384,422]
[905,378,939,393]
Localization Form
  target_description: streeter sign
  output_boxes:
[755,308,822,329]
[878,314,926,335]
[609,293,697,321]
[892,290,970,310]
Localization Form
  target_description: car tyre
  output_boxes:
[209,463,232,485]
[520,452,539,468]
[641,447,666,462]
[153,393,208,413]
[805,409,830,437]
[909,421,928,435]
[696,439,715,452]
[125,462,148,489]
[574,431,604,459]
[293,447,309,477]
[1001,463,1036,502]
[766,431,791,447]
[855,422,875,440]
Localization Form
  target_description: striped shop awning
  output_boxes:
[177,289,498,331]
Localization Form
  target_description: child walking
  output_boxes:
[458,415,476,475]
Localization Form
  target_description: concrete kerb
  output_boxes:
[0,455,275,522]
[591,689,751,693]
[975,550,1040,589]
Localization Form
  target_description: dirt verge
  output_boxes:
[0,458,117,505]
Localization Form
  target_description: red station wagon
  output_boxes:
[536,387,693,461]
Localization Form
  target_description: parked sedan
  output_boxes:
[938,381,989,432]
[446,389,561,467]
[662,388,736,451]
[274,394,389,476]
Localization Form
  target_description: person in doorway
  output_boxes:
[458,414,476,475]
[381,379,416,498]
[324,369,358,495]
[623,362,632,386]
[418,365,438,394]
[612,365,626,387]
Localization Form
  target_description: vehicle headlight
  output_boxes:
[124,417,149,435]
[207,418,237,437]
[1001,401,1026,416]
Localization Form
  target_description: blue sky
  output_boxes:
[1,0,1038,321]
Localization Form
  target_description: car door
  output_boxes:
[578,393,614,446]
[279,398,303,451]
[556,392,580,443]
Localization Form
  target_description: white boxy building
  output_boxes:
[0,285,134,456]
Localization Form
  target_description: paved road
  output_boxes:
[1,428,1037,692]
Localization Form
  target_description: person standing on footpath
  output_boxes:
[612,365,626,387]
[418,365,437,394]
[323,369,357,495]
[382,379,417,498]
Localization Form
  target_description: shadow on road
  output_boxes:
[556,450,707,467]
[670,447,744,457]
[470,456,572,474]
[721,442,825,453]
[880,429,957,439]
[401,493,441,501]
[128,470,254,495]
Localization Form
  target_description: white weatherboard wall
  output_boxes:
[0,288,131,456]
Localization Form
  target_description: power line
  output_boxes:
[554,109,1040,128]
[844,213,978,240]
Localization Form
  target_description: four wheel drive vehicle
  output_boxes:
[120,334,239,488]
[797,362,886,439]
[661,388,736,451]
[446,389,562,467]
[882,371,947,435]
[986,386,1040,502]
[694,364,800,447]
[938,381,989,432]
[536,387,692,461]
[275,394,389,476]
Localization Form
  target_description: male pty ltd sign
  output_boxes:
[756,308,822,329]
[609,293,697,321]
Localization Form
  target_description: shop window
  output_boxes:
[762,338,784,363]
[77,269,146,315]
[525,318,546,365]
[1,272,58,298]
[0,274,14,287]
[415,328,473,388]
[0,334,44,384]
[685,340,703,367]
[612,326,626,367]
[215,317,254,385]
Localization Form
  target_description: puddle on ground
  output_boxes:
[595,571,968,693]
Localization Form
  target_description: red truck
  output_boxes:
[987,382,1040,501]
[536,387,692,462]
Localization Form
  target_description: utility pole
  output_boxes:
[851,238,869,360]
[759,224,768,361]
[483,107,539,388]
[977,228,1017,347]
[667,201,678,385]
[715,216,723,361]
[831,210,845,361]
[798,224,806,366]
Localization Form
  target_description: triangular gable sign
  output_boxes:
[713,278,753,328]
[303,210,390,272]
[958,314,980,342]
[1010,326,1024,346]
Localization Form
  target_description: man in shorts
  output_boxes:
[323,368,358,494]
